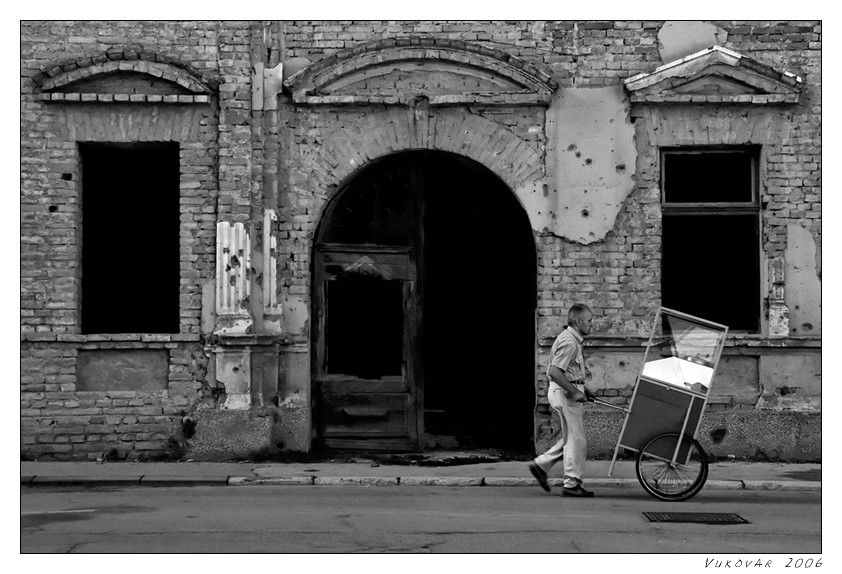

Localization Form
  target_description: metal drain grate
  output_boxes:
[644,512,749,524]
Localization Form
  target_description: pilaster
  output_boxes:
[208,23,286,420]
[768,257,790,336]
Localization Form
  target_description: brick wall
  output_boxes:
[278,19,821,337]
[21,21,224,335]
[20,20,821,459]
[277,20,820,457]
[21,340,208,460]
[21,21,229,460]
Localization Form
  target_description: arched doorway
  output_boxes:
[313,150,536,452]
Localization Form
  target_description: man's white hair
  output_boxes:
[567,303,591,325]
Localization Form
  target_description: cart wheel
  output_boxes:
[636,433,709,502]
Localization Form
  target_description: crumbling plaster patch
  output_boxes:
[785,224,822,335]
[536,85,637,244]
[283,57,312,82]
[758,354,821,411]
[275,346,312,451]
[215,350,251,410]
[201,278,216,335]
[657,21,728,63]
[274,391,310,451]
[282,294,309,336]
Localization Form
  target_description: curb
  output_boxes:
[21,475,821,491]
[228,476,819,491]
[739,479,821,491]
[139,476,229,487]
[229,476,313,486]
[314,477,399,486]
[28,476,143,487]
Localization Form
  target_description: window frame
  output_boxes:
[661,147,760,212]
[659,146,763,333]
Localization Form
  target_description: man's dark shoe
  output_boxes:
[528,462,551,492]
[562,485,595,497]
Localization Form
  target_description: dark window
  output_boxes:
[80,143,180,334]
[663,152,754,203]
[661,149,760,332]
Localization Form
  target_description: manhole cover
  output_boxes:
[643,512,749,524]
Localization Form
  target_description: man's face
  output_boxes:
[576,311,593,336]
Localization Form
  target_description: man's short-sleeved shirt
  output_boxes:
[546,326,587,383]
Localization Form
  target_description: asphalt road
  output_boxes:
[21,484,821,555]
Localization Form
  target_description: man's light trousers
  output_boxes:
[533,385,587,489]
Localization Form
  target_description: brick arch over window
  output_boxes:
[285,37,558,106]
[33,51,212,103]
[308,107,544,197]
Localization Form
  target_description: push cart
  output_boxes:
[590,307,728,501]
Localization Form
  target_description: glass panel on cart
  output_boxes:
[641,312,727,394]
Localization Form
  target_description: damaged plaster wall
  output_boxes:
[282,294,309,337]
[758,353,822,411]
[785,224,822,336]
[536,85,637,244]
[213,349,251,410]
[657,20,728,63]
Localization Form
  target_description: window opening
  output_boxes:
[661,149,760,332]
[663,151,754,204]
[80,142,180,334]
[325,277,403,378]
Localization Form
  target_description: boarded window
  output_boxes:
[80,142,180,334]
[77,349,169,391]
[661,149,760,332]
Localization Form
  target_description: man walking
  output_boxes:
[528,303,595,497]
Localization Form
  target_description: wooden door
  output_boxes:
[313,246,418,450]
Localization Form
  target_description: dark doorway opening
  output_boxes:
[314,150,536,452]
[80,142,180,334]
[422,153,536,450]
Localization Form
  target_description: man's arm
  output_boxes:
[547,365,587,402]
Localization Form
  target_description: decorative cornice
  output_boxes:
[284,37,558,106]
[624,46,804,105]
[34,52,212,105]
[34,93,211,104]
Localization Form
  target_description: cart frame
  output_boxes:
[599,306,729,501]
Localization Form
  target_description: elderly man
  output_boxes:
[528,303,595,497]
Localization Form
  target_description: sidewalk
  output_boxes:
[21,455,821,491]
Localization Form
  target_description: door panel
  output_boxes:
[314,247,417,449]
[321,389,411,436]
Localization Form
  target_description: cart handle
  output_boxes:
[587,396,630,413]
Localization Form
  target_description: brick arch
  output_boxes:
[285,37,557,105]
[315,108,544,194]
[34,51,211,94]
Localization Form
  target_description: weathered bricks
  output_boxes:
[21,20,821,459]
